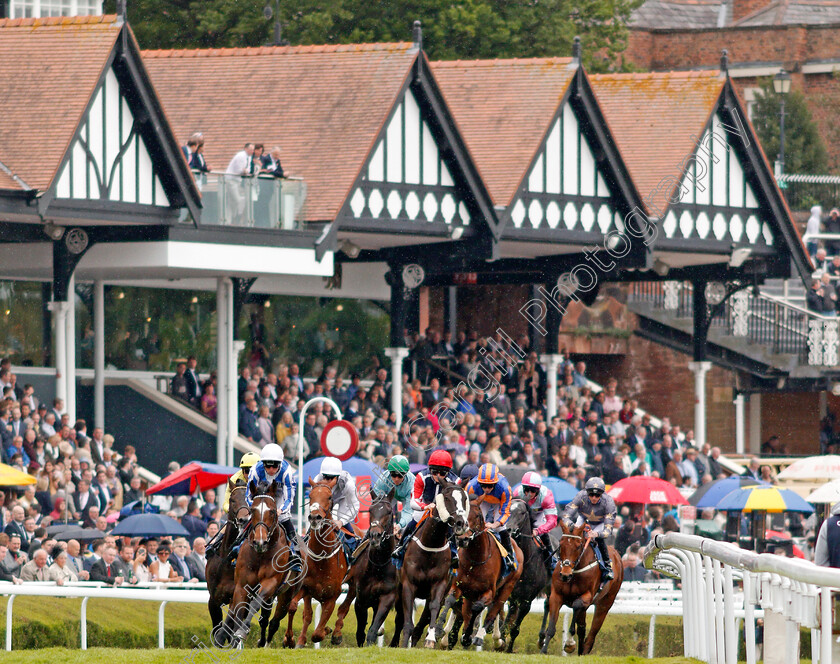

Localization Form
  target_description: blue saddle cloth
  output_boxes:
[590,540,609,580]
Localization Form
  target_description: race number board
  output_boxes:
[320,420,359,460]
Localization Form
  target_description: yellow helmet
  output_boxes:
[240,452,261,469]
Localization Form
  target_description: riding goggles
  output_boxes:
[430,468,448,477]
[322,474,338,480]
[389,471,406,479]
[587,489,604,497]
[263,461,280,469]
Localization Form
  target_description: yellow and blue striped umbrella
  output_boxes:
[716,486,814,513]
[0,463,35,486]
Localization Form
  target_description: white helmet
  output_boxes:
[260,444,284,463]
[521,471,542,489]
[320,457,343,477]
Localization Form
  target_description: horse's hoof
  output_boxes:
[538,634,545,649]
[461,634,471,648]
[440,636,449,648]
[472,637,484,648]
[495,638,505,651]
[312,634,323,644]
[564,639,576,654]
[424,639,436,649]
[257,639,266,648]
[331,633,343,646]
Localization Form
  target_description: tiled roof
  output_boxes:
[589,71,723,214]
[0,166,21,191]
[431,58,576,206]
[736,0,840,25]
[0,15,121,192]
[631,0,730,29]
[143,43,418,223]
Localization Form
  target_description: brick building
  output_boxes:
[625,0,840,171]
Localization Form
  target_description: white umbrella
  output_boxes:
[777,455,840,481]
[806,479,840,504]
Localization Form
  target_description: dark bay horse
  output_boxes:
[217,480,296,648]
[438,495,523,649]
[503,498,552,652]
[394,479,469,649]
[283,479,348,648]
[207,480,251,646]
[541,521,623,655]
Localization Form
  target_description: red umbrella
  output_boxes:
[607,476,689,505]
[145,461,239,496]
[765,530,805,559]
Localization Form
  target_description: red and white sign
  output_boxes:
[320,420,359,460]
[454,272,478,285]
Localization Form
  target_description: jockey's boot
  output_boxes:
[499,529,516,570]
[392,520,417,560]
[596,537,614,581]
[280,520,302,571]
[539,533,556,572]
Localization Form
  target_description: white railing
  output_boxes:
[644,532,840,664]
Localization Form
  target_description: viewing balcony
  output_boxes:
[188,171,307,230]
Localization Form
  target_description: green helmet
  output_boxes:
[387,455,410,474]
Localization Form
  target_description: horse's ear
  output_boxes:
[248,478,257,496]
[559,519,569,535]
[227,479,234,491]
[307,476,315,486]
[572,522,586,537]
[471,494,485,506]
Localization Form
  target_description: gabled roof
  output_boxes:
[431,58,576,207]
[589,71,723,213]
[143,43,420,223]
[630,0,840,29]
[0,15,120,192]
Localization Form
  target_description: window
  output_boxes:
[741,87,761,121]
[6,0,102,17]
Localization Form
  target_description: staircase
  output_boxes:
[627,282,840,383]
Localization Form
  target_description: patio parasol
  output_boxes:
[607,476,689,505]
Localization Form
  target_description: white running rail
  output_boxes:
[644,532,840,664]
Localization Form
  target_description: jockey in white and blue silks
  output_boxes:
[245,443,301,566]
[313,456,360,555]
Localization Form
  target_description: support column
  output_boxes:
[230,339,245,466]
[48,301,68,407]
[42,283,52,367]
[385,347,410,429]
[93,280,105,430]
[64,274,76,423]
[688,361,712,449]
[540,354,563,421]
[734,393,745,455]
[216,277,229,467]
[749,393,762,454]
[443,286,457,339]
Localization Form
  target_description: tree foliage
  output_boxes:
[750,78,828,175]
[111,0,642,70]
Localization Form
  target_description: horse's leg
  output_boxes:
[540,590,561,655]
[399,581,416,648]
[257,602,273,648]
[472,590,495,647]
[283,589,303,648]
[448,599,464,651]
[424,580,449,649]
[332,583,355,645]
[411,604,431,646]
[505,600,526,653]
[390,593,404,648]
[367,593,396,647]
[209,597,226,647]
[355,598,368,647]
[312,595,337,644]
[435,590,458,645]
[460,596,480,648]
[538,596,550,650]
[576,603,588,656]
[297,595,314,647]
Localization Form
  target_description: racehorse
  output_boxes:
[540,520,623,655]
[206,480,252,646]
[502,498,552,652]
[336,488,400,647]
[393,479,469,649]
[436,495,523,649]
[217,480,297,648]
[283,478,351,648]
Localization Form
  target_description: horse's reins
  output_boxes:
[250,493,279,544]
[366,515,396,568]
[307,492,343,561]
[559,533,599,574]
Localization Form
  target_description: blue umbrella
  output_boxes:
[111,513,189,537]
[513,477,578,505]
[119,500,161,519]
[689,477,767,508]
[301,456,382,486]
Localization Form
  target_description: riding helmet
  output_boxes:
[260,444,284,463]
[477,463,500,484]
[320,456,343,476]
[428,449,453,470]
[521,471,542,489]
[387,455,410,474]
[459,464,479,483]
[240,452,261,469]
[584,477,606,495]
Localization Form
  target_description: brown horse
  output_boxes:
[394,479,469,649]
[540,521,623,655]
[206,480,250,646]
[283,478,349,648]
[217,480,297,648]
[438,495,523,649]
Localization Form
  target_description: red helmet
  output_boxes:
[428,450,453,470]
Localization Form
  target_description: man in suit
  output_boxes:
[0,544,22,583]
[170,538,195,581]
[19,548,50,581]
[89,427,106,466]
[83,539,106,573]
[65,539,89,579]
[90,546,123,585]
[186,537,207,582]
[184,356,202,406]
[114,545,139,584]
[73,480,100,522]
[423,378,443,409]
[742,457,762,481]
[181,500,207,543]
[4,505,26,541]
[9,407,26,439]
[50,399,64,427]
[5,535,27,572]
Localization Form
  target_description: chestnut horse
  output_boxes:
[540,521,623,655]
[217,480,297,648]
[393,479,469,649]
[437,495,523,649]
[283,479,349,648]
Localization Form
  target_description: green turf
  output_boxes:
[0,648,698,664]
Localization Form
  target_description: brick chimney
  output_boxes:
[732,0,775,23]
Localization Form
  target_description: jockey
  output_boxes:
[392,449,458,560]
[245,443,301,567]
[512,472,558,571]
[458,464,479,485]
[371,455,415,530]
[313,456,360,555]
[465,463,516,570]
[207,452,261,558]
[562,477,617,580]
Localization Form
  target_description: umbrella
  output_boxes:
[119,500,161,519]
[607,476,689,505]
[541,478,580,505]
[111,513,189,537]
[806,479,840,504]
[716,486,814,513]
[695,519,724,540]
[46,523,77,536]
[765,530,805,559]
[409,463,425,475]
[0,463,35,486]
[55,527,106,541]
[145,461,239,496]
[689,477,767,508]
[301,456,382,485]
[777,455,840,481]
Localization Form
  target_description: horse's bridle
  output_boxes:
[229,485,250,527]
[559,532,592,575]
[250,493,279,546]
